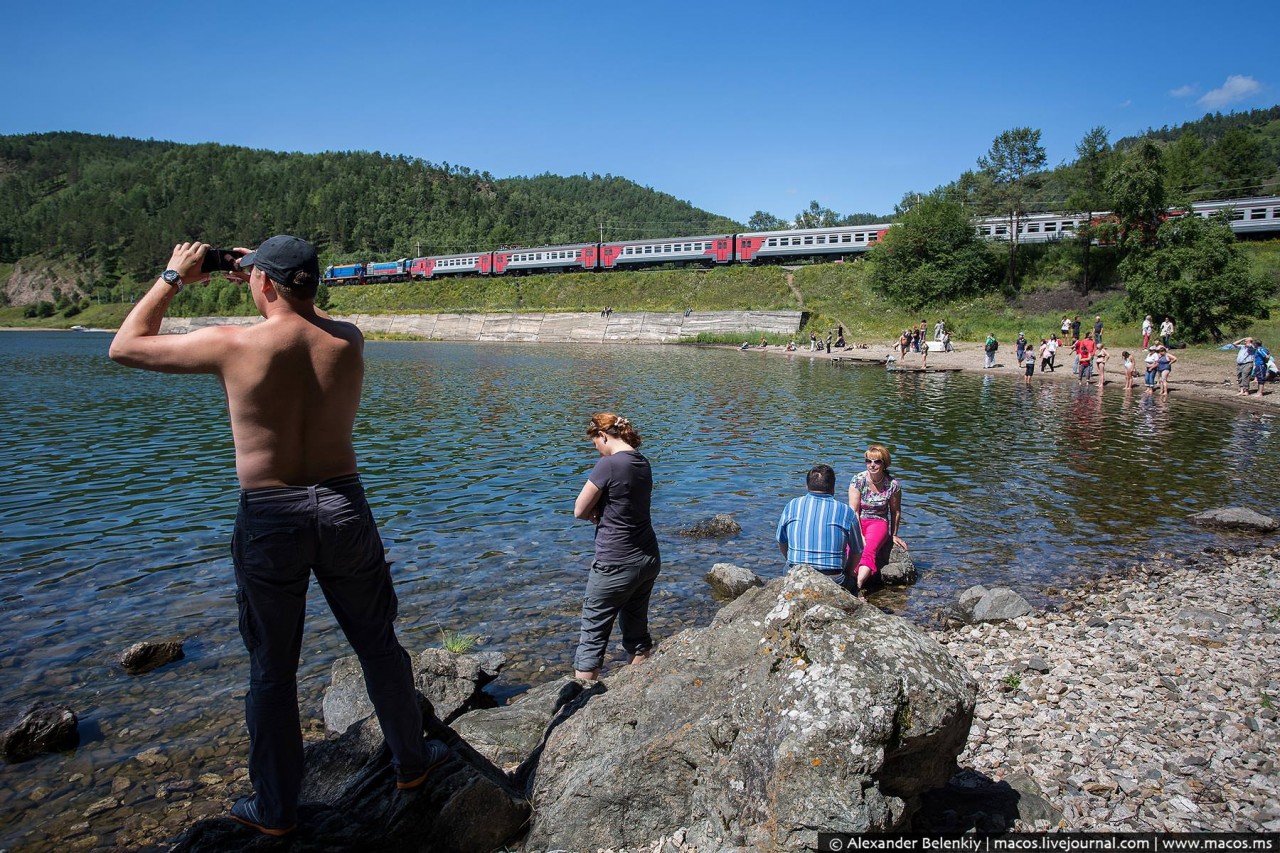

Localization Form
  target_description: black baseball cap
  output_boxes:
[238,235,319,286]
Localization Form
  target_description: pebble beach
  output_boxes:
[938,542,1280,832]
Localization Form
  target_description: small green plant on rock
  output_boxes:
[438,626,480,654]
[1001,673,1023,691]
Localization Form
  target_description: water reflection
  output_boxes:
[0,333,1277,848]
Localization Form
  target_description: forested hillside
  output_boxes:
[0,132,736,287]
[3,106,1279,328]
[1037,106,1279,210]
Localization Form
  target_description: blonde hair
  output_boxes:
[864,443,891,469]
[586,412,641,447]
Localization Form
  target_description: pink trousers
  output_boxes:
[858,517,891,573]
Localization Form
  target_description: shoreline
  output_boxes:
[735,338,1280,412]
[6,321,1276,413]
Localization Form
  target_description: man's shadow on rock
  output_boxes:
[913,768,1063,835]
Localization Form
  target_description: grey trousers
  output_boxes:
[573,554,661,672]
[1239,362,1255,390]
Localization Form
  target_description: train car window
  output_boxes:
[1027,224,1039,232]
[803,236,813,245]
[1230,210,1244,220]
[1251,209,1266,219]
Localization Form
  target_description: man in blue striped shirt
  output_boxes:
[776,464,864,594]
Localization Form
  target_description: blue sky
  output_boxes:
[3,0,1276,225]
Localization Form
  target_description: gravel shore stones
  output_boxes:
[937,544,1280,832]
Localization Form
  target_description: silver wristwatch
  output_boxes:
[161,269,183,290]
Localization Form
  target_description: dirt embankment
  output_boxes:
[2,262,86,306]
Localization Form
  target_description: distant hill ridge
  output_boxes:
[0,132,737,284]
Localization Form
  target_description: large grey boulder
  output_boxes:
[1,702,79,763]
[522,567,975,851]
[412,649,506,723]
[453,677,604,777]
[1189,507,1278,533]
[950,585,1033,624]
[704,562,764,601]
[323,649,505,735]
[171,703,530,852]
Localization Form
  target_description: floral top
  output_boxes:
[852,471,900,521]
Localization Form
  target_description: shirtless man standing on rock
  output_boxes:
[110,236,447,838]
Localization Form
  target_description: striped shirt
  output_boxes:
[776,491,863,572]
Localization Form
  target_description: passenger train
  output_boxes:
[323,196,1280,286]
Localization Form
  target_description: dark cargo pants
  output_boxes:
[231,475,424,827]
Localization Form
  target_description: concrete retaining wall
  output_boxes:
[161,310,804,342]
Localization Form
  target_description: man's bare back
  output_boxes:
[219,314,363,488]
[110,240,365,488]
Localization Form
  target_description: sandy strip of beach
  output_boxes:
[749,337,1279,411]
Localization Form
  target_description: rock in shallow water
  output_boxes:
[703,562,764,601]
[1188,507,1278,533]
[678,513,742,538]
[2,702,79,763]
[120,639,185,675]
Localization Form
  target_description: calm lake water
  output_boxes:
[1,330,1277,848]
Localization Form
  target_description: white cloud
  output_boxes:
[1119,100,1132,108]
[1169,84,1197,98]
[1198,75,1263,109]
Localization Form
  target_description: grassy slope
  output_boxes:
[5,241,1278,348]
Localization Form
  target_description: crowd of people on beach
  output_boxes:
[1007,317,1184,395]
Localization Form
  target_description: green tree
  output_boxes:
[793,200,838,229]
[747,211,787,231]
[1202,128,1271,199]
[1163,133,1206,199]
[1065,127,1113,294]
[866,194,1001,309]
[977,128,1047,290]
[1106,140,1168,250]
[1120,213,1267,342]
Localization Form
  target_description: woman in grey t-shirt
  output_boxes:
[571,412,661,680]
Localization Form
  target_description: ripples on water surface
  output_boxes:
[1,331,1277,847]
